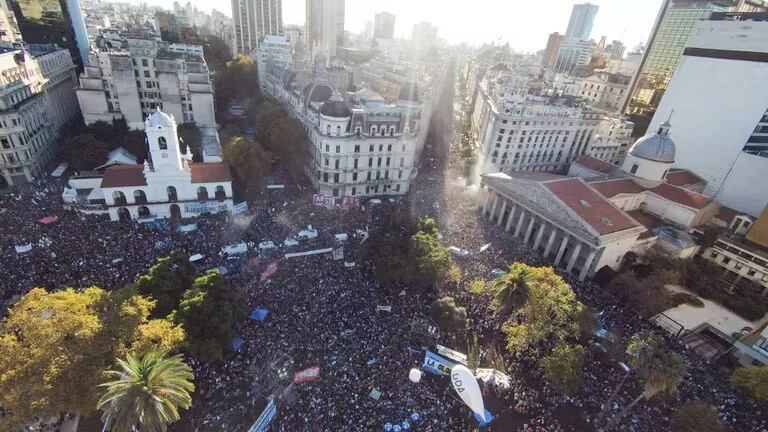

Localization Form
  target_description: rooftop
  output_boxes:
[666,169,705,187]
[573,155,617,175]
[190,162,232,183]
[101,164,147,188]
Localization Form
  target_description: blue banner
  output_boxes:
[232,201,248,215]
[423,351,456,376]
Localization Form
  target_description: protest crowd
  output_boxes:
[0,72,765,432]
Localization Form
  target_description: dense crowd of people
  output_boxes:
[0,72,765,432]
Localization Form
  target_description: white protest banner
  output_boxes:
[451,365,486,419]
[436,344,468,364]
[376,305,392,312]
[333,247,344,260]
[260,261,279,282]
[14,244,32,253]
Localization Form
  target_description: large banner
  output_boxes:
[293,366,320,384]
[247,399,276,432]
[178,223,198,233]
[341,196,359,209]
[312,194,335,208]
[14,244,32,254]
[332,247,344,260]
[185,202,228,214]
[423,351,456,376]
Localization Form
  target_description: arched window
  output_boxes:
[355,127,361,136]
[215,185,226,201]
[137,206,150,217]
[167,186,177,202]
[336,125,341,136]
[630,164,639,175]
[112,191,127,206]
[326,124,331,135]
[197,186,209,200]
[169,204,181,219]
[389,126,395,136]
[371,126,377,135]
[133,189,147,204]
[158,136,167,150]
[380,128,385,136]
[117,207,131,221]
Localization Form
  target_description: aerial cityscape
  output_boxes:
[0,0,768,431]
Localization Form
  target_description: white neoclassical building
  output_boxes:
[478,122,721,280]
[99,109,233,221]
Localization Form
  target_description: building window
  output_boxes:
[336,146,340,153]
[354,159,358,169]
[336,125,341,136]
[335,159,340,169]
[158,137,167,150]
[354,145,360,153]
[630,164,639,175]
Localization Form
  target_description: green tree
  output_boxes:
[492,262,531,315]
[222,135,273,191]
[249,99,285,139]
[430,297,468,335]
[541,342,585,396]
[134,252,197,319]
[501,265,585,355]
[730,366,768,404]
[672,401,728,432]
[177,123,203,162]
[98,352,194,432]
[409,227,451,286]
[171,270,248,362]
[266,117,307,173]
[61,134,110,170]
[604,332,687,430]
[0,288,185,428]
[214,54,260,111]
[202,35,232,72]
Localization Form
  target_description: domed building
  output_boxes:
[98,109,234,221]
[621,121,676,185]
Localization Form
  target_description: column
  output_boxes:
[514,209,527,237]
[543,228,558,257]
[482,188,492,214]
[496,200,507,226]
[489,195,499,220]
[533,222,546,250]
[505,205,517,232]
[554,236,569,266]
[578,249,597,281]
[524,215,536,244]
[566,242,583,273]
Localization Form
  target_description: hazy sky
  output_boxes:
[143,0,665,53]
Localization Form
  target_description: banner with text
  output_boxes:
[260,261,279,282]
[185,202,228,214]
[293,366,320,384]
[231,201,248,215]
[423,351,456,376]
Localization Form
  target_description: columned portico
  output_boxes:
[578,249,598,281]
[523,215,536,244]
[543,228,558,257]
[554,236,569,266]
[505,205,517,232]
[565,242,583,273]
[497,200,507,226]
[533,222,547,250]
[514,209,527,237]
[482,188,492,214]
[489,195,499,219]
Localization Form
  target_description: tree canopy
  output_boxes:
[171,270,248,362]
[214,54,260,111]
[134,252,197,319]
[266,116,307,171]
[222,135,273,192]
[202,35,232,72]
[61,134,110,171]
[430,297,468,335]
[501,264,586,355]
[672,401,729,432]
[541,342,585,396]
[0,287,185,428]
[730,366,768,405]
[492,262,531,315]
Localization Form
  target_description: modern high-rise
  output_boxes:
[542,32,562,69]
[305,0,345,58]
[565,2,599,41]
[624,0,732,121]
[647,12,768,217]
[374,11,395,39]
[412,21,438,52]
[7,0,89,71]
[553,39,595,74]
[231,0,283,54]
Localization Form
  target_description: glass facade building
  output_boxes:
[625,0,733,120]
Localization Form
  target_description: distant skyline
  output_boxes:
[139,0,664,53]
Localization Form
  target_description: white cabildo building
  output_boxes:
[99,109,233,221]
[478,122,720,281]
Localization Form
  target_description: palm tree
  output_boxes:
[603,332,687,431]
[492,262,531,314]
[97,351,195,432]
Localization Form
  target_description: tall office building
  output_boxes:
[542,32,562,69]
[374,11,395,39]
[305,0,345,58]
[412,21,438,52]
[231,0,283,54]
[565,2,599,41]
[647,12,768,217]
[624,0,732,122]
[8,0,89,71]
[734,0,768,12]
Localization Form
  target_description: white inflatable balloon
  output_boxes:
[408,368,422,383]
[450,365,485,417]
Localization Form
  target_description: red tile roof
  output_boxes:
[544,178,640,235]
[190,162,232,184]
[626,209,664,239]
[590,178,647,198]
[506,171,567,182]
[649,183,712,209]
[716,206,739,225]
[666,169,704,187]
[100,164,147,188]
[573,155,617,174]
